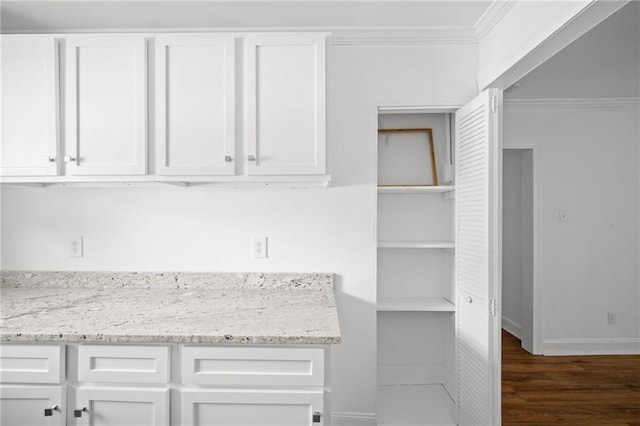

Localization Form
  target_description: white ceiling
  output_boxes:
[1,1,492,32]
[505,1,640,99]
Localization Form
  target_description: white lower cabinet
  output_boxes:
[73,387,169,426]
[181,389,324,426]
[0,385,65,426]
[0,343,329,425]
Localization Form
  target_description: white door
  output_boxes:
[244,34,326,175]
[455,89,502,425]
[65,36,147,176]
[155,35,236,176]
[181,389,325,426]
[1,36,58,177]
[0,385,65,426]
[74,386,169,426]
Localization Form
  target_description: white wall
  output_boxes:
[502,148,534,350]
[477,1,590,88]
[477,1,628,90]
[520,149,534,353]
[504,101,640,355]
[502,150,524,335]
[0,42,479,419]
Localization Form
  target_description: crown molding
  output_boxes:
[331,27,477,46]
[504,97,640,108]
[1,26,479,46]
[474,0,517,41]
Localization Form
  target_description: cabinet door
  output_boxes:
[455,89,502,425]
[181,388,324,426]
[244,34,326,175]
[65,36,147,176]
[1,36,58,177]
[0,385,65,426]
[155,35,235,176]
[74,387,168,426]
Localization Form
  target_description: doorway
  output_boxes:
[502,147,536,353]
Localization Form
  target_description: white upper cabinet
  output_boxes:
[2,33,328,184]
[155,35,236,176]
[1,36,58,177]
[64,35,147,176]
[244,34,327,175]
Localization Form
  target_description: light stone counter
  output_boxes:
[0,271,341,345]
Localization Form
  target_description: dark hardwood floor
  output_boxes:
[502,329,640,426]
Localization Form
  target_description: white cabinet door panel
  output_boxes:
[181,346,324,387]
[245,34,326,175]
[78,345,170,384]
[0,344,65,384]
[65,36,147,176]
[74,386,169,426]
[181,388,324,426]
[1,36,58,177]
[455,89,502,425]
[0,385,65,426]
[155,35,235,176]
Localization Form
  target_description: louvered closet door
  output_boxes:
[455,89,502,425]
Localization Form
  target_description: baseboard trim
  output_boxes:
[541,338,640,355]
[331,412,377,426]
[502,316,522,339]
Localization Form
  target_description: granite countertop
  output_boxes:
[0,271,341,345]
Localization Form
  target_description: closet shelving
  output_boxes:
[377,185,454,195]
[377,297,455,312]
[377,240,454,249]
[376,111,456,425]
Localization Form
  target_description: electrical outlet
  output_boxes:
[69,236,83,258]
[607,312,616,325]
[252,237,268,259]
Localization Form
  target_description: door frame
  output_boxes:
[503,141,540,354]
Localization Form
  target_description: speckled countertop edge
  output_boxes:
[1,271,341,345]
[1,270,334,291]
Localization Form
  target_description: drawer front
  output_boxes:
[78,345,170,384]
[181,346,324,387]
[0,345,65,384]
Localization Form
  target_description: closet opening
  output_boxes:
[375,109,456,425]
[502,147,536,353]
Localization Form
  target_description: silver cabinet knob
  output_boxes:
[224,155,233,162]
[48,157,56,163]
[44,405,58,417]
[64,155,76,163]
[247,155,256,162]
[74,407,87,418]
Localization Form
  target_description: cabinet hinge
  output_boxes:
[490,96,497,113]
[490,298,498,317]
[313,411,322,423]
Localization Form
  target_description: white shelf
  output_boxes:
[378,241,454,249]
[378,185,455,194]
[378,297,455,312]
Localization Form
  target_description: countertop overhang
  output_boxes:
[0,271,341,345]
